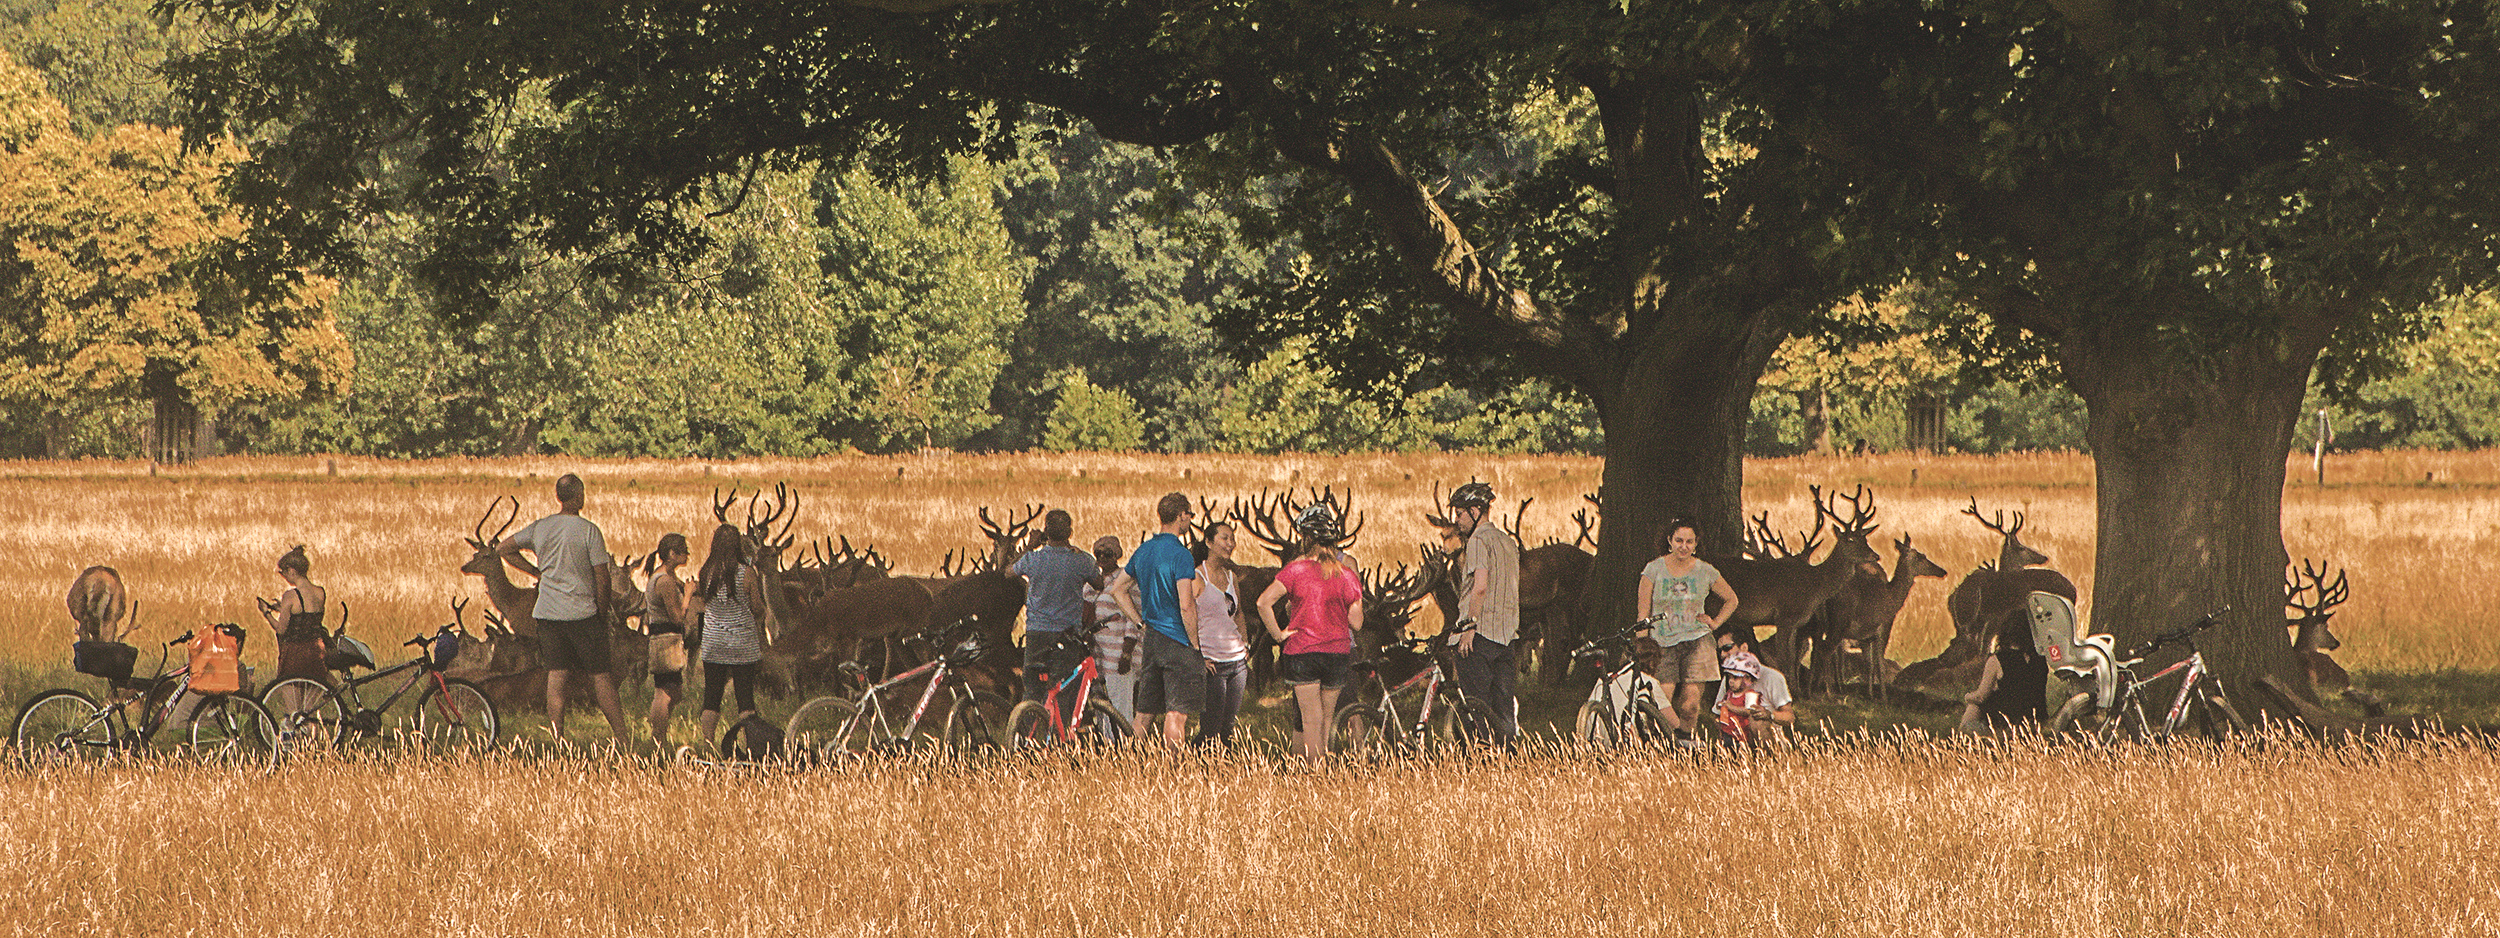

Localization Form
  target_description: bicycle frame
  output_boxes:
[333,656,466,732]
[838,656,960,747]
[2110,651,2221,741]
[1032,647,1104,745]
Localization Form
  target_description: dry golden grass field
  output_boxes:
[4,451,2498,936]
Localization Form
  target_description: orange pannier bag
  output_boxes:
[188,623,247,694]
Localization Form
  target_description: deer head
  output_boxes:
[459,496,521,576]
[1361,562,1426,637]
[1962,497,2048,569]
[2286,558,2348,653]
[977,504,1045,567]
[1812,483,1883,568]
[743,483,800,569]
[1894,534,1948,581]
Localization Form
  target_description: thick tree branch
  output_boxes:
[1269,117,1603,388]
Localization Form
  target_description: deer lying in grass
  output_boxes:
[1897,500,2077,692]
[2287,558,2351,693]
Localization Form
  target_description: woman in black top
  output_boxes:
[266,545,329,718]
[642,533,691,751]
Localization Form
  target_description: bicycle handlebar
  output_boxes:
[2127,606,2232,658]
[168,630,195,647]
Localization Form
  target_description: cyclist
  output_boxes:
[1012,509,1101,703]
[1191,521,1251,748]
[1638,520,1739,748]
[643,532,691,752]
[266,545,331,707]
[1444,481,1521,747]
[1257,504,1363,764]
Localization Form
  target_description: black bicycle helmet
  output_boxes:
[1293,503,1344,545]
[1447,481,1496,512]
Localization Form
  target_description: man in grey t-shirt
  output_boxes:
[1011,509,1102,702]
[1445,481,1521,747]
[496,473,631,746]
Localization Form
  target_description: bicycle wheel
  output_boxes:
[1080,698,1133,746]
[1630,700,1675,746]
[2193,691,2255,743]
[2049,691,2101,737]
[1574,701,1617,748]
[259,677,344,755]
[187,695,281,772]
[1434,697,1502,750]
[787,697,882,756]
[414,678,499,751]
[1006,700,1057,750]
[1336,703,1394,757]
[13,689,115,764]
[944,691,1006,754]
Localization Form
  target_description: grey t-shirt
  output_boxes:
[1455,523,1522,646]
[1013,544,1101,633]
[1641,557,1722,647]
[506,512,613,622]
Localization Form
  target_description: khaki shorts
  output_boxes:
[1654,636,1721,684]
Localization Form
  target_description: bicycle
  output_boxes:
[260,618,498,753]
[13,627,281,771]
[1570,624,1673,748]
[785,624,1005,758]
[1332,634,1496,757]
[1004,623,1133,749]
[2032,593,2255,742]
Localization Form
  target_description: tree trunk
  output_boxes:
[1582,323,1787,644]
[2062,313,2324,709]
[1799,387,1831,455]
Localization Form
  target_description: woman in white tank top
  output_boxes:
[1192,522,1249,747]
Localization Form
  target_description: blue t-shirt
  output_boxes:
[1124,533,1198,646]
[1012,544,1100,633]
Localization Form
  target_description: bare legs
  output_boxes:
[546,670,634,748]
[1289,682,1340,764]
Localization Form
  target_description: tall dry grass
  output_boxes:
[0,450,2493,684]
[3,738,2495,936]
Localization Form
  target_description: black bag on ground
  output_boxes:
[73,641,137,683]
[720,713,785,762]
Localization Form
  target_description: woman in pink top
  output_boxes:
[1255,505,1364,763]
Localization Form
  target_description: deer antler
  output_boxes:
[1505,496,1532,541]
[467,496,516,549]
[1818,483,1879,536]
[2286,558,2350,623]
[1961,497,2015,536]
[1570,506,1597,549]
[1232,490,1297,562]
[712,486,741,524]
[448,597,472,636]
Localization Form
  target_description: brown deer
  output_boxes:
[1713,485,1885,683]
[1415,483,1591,686]
[66,565,129,643]
[1896,499,2076,692]
[458,496,539,638]
[2286,558,2350,693]
[913,504,1043,661]
[1816,535,1949,699]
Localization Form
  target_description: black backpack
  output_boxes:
[719,713,785,762]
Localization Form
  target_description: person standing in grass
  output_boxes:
[689,524,766,750]
[1444,481,1521,748]
[495,473,629,746]
[1013,510,1102,703]
[266,545,330,719]
[1084,536,1141,725]
[1256,505,1364,764]
[1192,521,1250,748]
[1638,520,1739,748]
[642,533,691,751]
[1110,492,1203,746]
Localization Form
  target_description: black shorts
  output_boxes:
[652,669,683,693]
[1133,630,1206,716]
[1281,652,1352,690]
[539,617,611,674]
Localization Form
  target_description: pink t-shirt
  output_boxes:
[1274,558,1360,656]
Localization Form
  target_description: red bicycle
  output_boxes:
[1005,623,1132,748]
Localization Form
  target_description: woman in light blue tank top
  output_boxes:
[1636,522,1740,742]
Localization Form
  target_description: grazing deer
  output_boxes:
[1713,485,1885,683]
[458,496,539,638]
[2286,558,2351,692]
[1815,535,1949,699]
[66,565,129,643]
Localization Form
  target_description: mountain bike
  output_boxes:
[2032,594,2255,742]
[1332,634,1496,757]
[785,624,1004,758]
[260,624,498,752]
[1570,624,1673,748]
[1005,623,1132,749]
[13,628,281,771]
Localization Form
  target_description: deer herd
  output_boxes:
[410,479,2361,721]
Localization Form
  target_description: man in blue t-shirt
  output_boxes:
[1110,491,1202,746]
[1011,509,1102,702]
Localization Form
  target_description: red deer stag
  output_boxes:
[1712,485,1884,683]
[2286,558,2350,693]
[1896,500,2076,691]
[1816,535,1949,699]
[458,496,538,638]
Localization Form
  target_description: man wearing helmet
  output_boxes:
[1445,481,1521,747]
